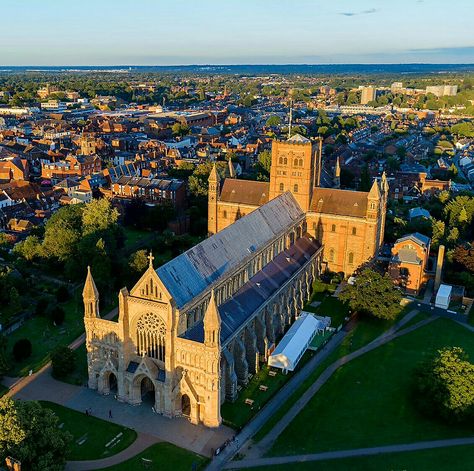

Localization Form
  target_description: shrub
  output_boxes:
[35,297,49,317]
[51,306,65,326]
[51,346,76,379]
[56,286,70,303]
[12,338,32,362]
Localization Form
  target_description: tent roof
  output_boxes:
[268,312,328,371]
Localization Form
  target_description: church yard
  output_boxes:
[40,401,138,461]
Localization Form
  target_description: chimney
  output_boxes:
[434,245,445,291]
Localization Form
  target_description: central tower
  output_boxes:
[268,135,320,212]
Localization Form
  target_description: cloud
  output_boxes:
[340,8,378,17]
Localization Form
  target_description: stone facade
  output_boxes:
[209,135,388,276]
[84,193,322,427]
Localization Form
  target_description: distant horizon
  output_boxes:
[2,62,474,68]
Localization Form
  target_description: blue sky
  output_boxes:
[1,0,473,65]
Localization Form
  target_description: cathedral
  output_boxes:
[83,135,387,427]
[209,134,388,276]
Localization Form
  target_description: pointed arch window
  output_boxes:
[329,248,335,262]
[279,183,284,192]
[331,224,336,232]
[348,252,354,264]
[299,158,304,167]
[136,313,166,361]
[293,158,298,167]
[293,184,299,193]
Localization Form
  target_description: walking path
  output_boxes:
[225,436,474,469]
[205,325,351,471]
[206,309,430,471]
[66,432,160,471]
[252,315,435,459]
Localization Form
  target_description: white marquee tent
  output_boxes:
[268,312,329,372]
[435,284,452,310]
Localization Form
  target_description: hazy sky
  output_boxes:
[1,0,473,65]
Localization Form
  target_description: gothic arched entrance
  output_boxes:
[108,372,117,393]
[140,376,155,406]
[181,394,191,416]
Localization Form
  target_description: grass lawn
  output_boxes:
[242,444,474,471]
[221,352,315,429]
[7,289,117,378]
[123,227,153,251]
[253,308,417,443]
[40,401,137,461]
[268,318,474,456]
[97,442,208,471]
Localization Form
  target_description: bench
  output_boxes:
[244,399,254,406]
[259,385,268,392]
[269,370,277,377]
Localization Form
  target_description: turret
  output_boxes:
[334,156,341,189]
[204,290,221,348]
[83,266,100,318]
[228,158,236,178]
[381,171,389,195]
[208,164,220,236]
[367,179,381,220]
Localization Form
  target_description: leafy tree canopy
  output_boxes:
[339,268,402,320]
[0,397,71,470]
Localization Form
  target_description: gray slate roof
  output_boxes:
[182,235,320,345]
[157,192,303,309]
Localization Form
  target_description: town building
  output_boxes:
[389,233,431,294]
[360,86,377,105]
[84,192,322,427]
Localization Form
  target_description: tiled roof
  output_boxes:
[310,188,368,218]
[219,179,269,207]
[182,235,321,345]
[157,192,303,309]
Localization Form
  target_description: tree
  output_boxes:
[453,244,474,272]
[12,339,32,362]
[0,397,71,470]
[415,347,474,422]
[447,227,460,243]
[82,198,119,235]
[56,286,70,303]
[257,150,272,174]
[438,190,450,204]
[51,306,65,326]
[431,218,446,248]
[42,205,83,262]
[339,268,402,320]
[188,162,227,198]
[51,346,76,379]
[359,165,372,192]
[129,249,149,275]
[0,335,9,379]
[13,235,42,261]
[171,122,190,137]
[265,115,281,127]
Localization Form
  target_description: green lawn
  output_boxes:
[253,310,414,443]
[40,401,137,461]
[97,442,208,471]
[7,292,85,377]
[268,318,474,456]
[242,444,474,471]
[123,227,153,251]
[221,352,315,429]
[7,290,117,378]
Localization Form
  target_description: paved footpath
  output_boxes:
[206,310,427,471]
[253,314,435,459]
[205,325,351,471]
[225,436,474,469]
[66,432,159,471]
